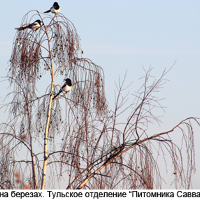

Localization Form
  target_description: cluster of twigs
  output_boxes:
[0,10,199,190]
[2,10,107,189]
[62,68,199,189]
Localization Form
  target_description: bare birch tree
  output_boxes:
[0,10,199,189]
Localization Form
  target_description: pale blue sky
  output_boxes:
[0,0,200,188]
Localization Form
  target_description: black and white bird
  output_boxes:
[53,78,72,100]
[15,20,41,31]
[44,2,60,14]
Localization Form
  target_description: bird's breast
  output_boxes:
[65,85,72,92]
[52,7,60,14]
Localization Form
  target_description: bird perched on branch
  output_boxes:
[15,20,41,31]
[53,78,72,100]
[44,2,60,14]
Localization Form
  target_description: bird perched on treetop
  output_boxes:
[53,78,72,100]
[15,20,41,31]
[44,2,60,14]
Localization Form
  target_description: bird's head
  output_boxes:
[35,20,42,25]
[64,78,72,86]
[53,2,60,9]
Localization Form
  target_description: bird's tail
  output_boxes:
[52,94,58,100]
[44,10,51,13]
[15,26,27,31]
[52,90,69,101]
[52,91,61,100]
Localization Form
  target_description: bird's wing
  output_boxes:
[32,21,38,25]
[44,9,51,13]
